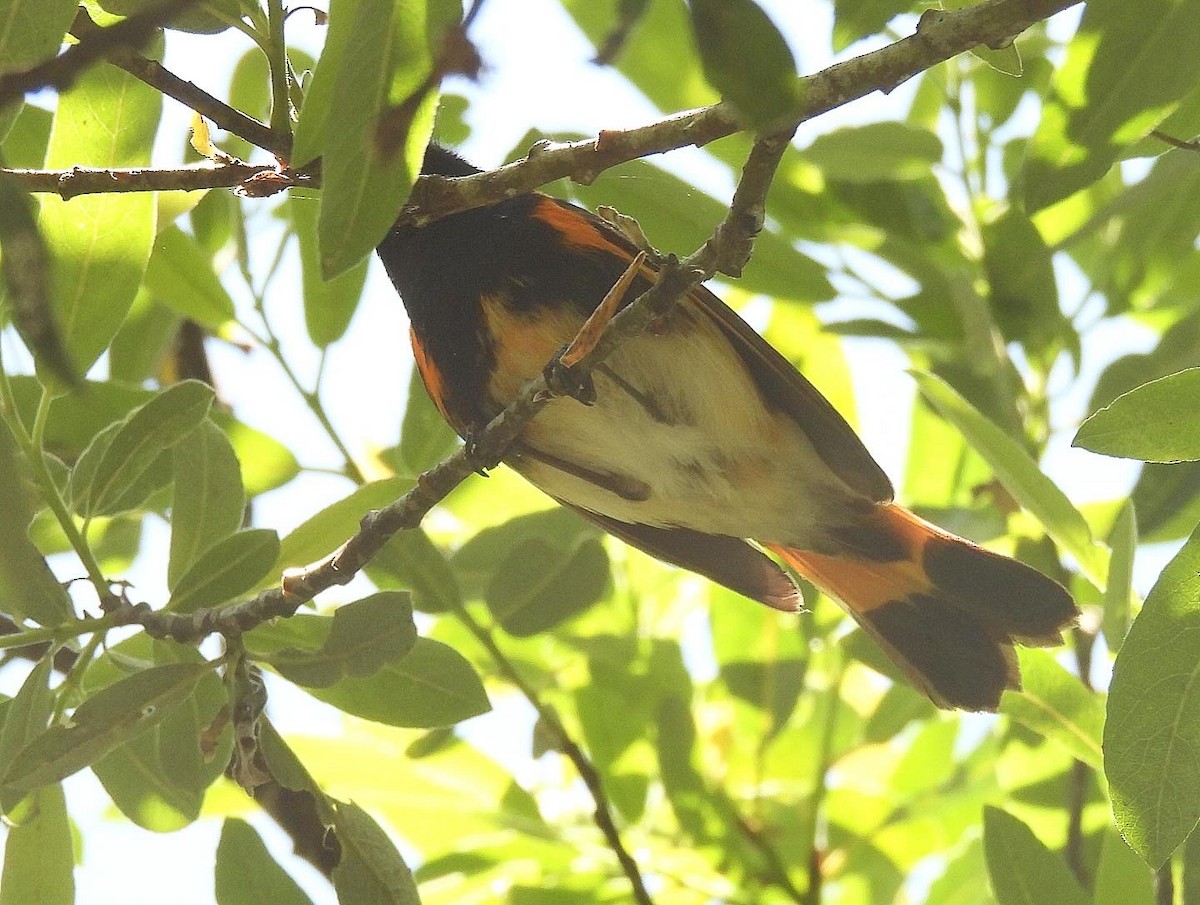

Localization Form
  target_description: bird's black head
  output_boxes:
[421,144,481,177]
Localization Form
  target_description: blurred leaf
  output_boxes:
[983,806,1088,905]
[689,0,799,128]
[275,476,412,575]
[832,0,911,50]
[170,419,246,589]
[451,506,597,598]
[215,818,314,905]
[0,659,53,813]
[804,122,943,183]
[1103,502,1137,651]
[915,372,1109,587]
[0,784,73,905]
[2,662,211,791]
[258,592,417,688]
[560,0,715,112]
[1132,461,1200,543]
[1000,649,1104,769]
[367,527,462,614]
[387,363,460,478]
[1089,310,1200,415]
[656,694,713,841]
[1074,369,1200,462]
[486,537,609,637]
[167,527,280,613]
[290,194,369,346]
[0,425,73,625]
[331,801,421,905]
[927,838,994,905]
[303,637,489,727]
[0,176,74,384]
[1025,0,1200,211]
[981,204,1066,358]
[70,380,213,518]
[108,291,181,383]
[1094,829,1155,905]
[1185,825,1200,905]
[0,102,51,167]
[36,62,161,384]
[1106,524,1200,867]
[144,225,236,328]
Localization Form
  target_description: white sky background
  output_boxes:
[1,0,1173,901]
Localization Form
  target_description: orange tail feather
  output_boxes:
[767,503,1077,710]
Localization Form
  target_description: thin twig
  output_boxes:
[1150,129,1200,153]
[734,815,807,903]
[0,0,200,110]
[69,8,290,158]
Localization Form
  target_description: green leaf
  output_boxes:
[981,204,1066,357]
[486,537,609,637]
[1132,461,1200,544]
[290,194,369,346]
[168,527,280,613]
[1074,369,1200,462]
[37,61,161,383]
[71,380,213,518]
[0,0,78,75]
[170,419,247,589]
[983,807,1089,905]
[0,659,53,812]
[689,0,799,129]
[1094,829,1155,905]
[914,371,1109,588]
[1000,648,1104,769]
[304,637,490,728]
[2,662,211,790]
[451,507,599,599]
[86,637,232,832]
[0,784,74,905]
[804,122,944,183]
[332,801,421,905]
[389,363,460,477]
[215,818,315,905]
[296,0,438,277]
[1103,502,1138,652]
[108,291,182,383]
[144,225,236,328]
[97,0,252,33]
[1024,0,1200,211]
[831,0,910,50]
[366,527,462,614]
[275,476,412,575]
[0,424,73,625]
[258,592,417,688]
[1105,524,1200,867]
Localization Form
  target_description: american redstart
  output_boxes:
[377,144,1077,711]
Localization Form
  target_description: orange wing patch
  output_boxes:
[531,198,627,256]
[410,326,455,426]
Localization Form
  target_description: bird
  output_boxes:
[375,143,1078,711]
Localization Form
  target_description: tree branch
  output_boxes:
[0,0,1080,202]
[69,8,291,158]
[0,163,298,200]
[401,0,1083,226]
[0,0,201,111]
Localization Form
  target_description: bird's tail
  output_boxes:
[766,503,1077,710]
